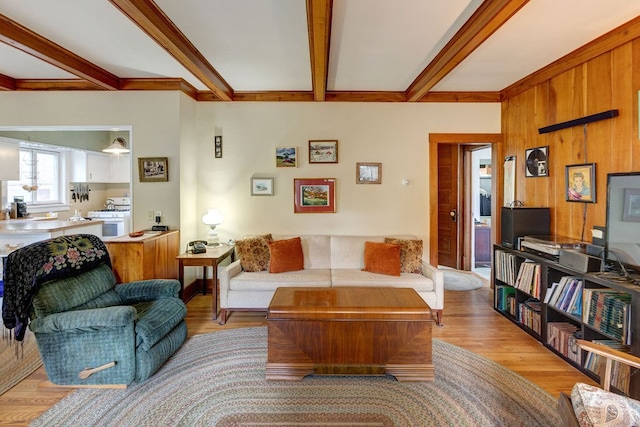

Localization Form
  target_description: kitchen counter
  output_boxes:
[0,219,104,233]
[106,230,164,242]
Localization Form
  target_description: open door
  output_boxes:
[436,144,460,269]
[428,133,502,269]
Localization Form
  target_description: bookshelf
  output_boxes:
[493,245,640,399]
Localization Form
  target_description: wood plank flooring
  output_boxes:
[0,286,595,426]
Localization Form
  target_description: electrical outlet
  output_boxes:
[155,210,162,219]
[148,210,154,221]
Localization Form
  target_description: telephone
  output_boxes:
[188,240,207,254]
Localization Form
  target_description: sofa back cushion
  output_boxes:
[31,263,119,318]
[331,235,384,269]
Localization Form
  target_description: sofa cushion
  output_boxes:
[229,269,332,291]
[332,269,435,291]
[385,237,423,274]
[363,241,402,276]
[235,234,273,272]
[571,382,640,427]
[133,298,187,351]
[269,237,304,273]
[274,235,331,269]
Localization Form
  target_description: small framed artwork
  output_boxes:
[623,188,640,222]
[566,163,596,203]
[356,162,382,184]
[503,155,516,206]
[251,177,274,196]
[525,146,548,177]
[214,136,222,158]
[309,140,338,164]
[294,178,336,213]
[138,157,168,182]
[276,147,297,167]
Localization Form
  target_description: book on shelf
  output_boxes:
[495,285,516,312]
[583,340,632,395]
[547,322,580,362]
[514,261,541,298]
[547,276,582,316]
[584,289,632,342]
[519,298,541,334]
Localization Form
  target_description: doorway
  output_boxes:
[428,133,502,272]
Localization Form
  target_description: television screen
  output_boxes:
[605,172,640,273]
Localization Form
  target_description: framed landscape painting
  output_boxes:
[276,147,297,167]
[309,140,338,164]
[294,178,336,213]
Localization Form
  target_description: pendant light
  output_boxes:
[103,137,130,154]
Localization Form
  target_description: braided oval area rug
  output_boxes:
[32,327,561,427]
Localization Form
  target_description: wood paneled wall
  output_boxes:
[501,23,640,241]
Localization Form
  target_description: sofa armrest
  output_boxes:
[219,260,242,307]
[115,279,181,303]
[421,261,444,310]
[29,306,136,334]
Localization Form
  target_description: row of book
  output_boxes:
[494,249,518,286]
[583,289,632,345]
[547,322,581,364]
[495,285,516,314]
[545,276,583,316]
[514,261,542,298]
[519,299,541,335]
[583,340,631,394]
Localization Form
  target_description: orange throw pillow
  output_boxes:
[362,241,402,276]
[268,237,304,273]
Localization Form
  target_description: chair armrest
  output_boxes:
[115,279,181,303]
[558,392,580,427]
[577,339,640,391]
[219,260,242,307]
[29,306,136,334]
[421,261,444,310]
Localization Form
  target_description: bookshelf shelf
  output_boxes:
[493,244,640,399]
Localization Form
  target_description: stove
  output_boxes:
[87,197,131,240]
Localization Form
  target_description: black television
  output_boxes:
[605,172,640,275]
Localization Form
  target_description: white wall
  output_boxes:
[196,102,500,258]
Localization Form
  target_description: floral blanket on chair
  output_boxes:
[1,234,111,341]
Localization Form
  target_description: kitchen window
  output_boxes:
[6,148,62,205]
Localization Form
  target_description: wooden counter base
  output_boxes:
[266,287,434,382]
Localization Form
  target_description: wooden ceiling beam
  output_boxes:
[406,0,529,102]
[0,14,120,90]
[0,73,16,90]
[109,0,233,101]
[306,0,333,102]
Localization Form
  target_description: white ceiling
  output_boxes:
[0,0,639,100]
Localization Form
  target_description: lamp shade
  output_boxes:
[202,209,223,226]
[103,137,130,154]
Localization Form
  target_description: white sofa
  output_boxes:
[218,235,444,325]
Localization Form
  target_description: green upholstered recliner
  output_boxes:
[2,234,187,386]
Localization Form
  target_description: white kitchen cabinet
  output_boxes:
[110,153,131,183]
[70,151,111,182]
[0,139,20,180]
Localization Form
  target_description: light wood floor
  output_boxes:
[0,285,595,426]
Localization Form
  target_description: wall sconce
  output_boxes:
[103,137,130,154]
[201,209,224,246]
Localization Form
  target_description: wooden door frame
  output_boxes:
[428,133,502,267]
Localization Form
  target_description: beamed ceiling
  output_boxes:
[1,0,639,102]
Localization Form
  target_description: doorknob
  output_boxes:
[449,209,457,222]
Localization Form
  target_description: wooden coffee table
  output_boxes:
[266,287,434,381]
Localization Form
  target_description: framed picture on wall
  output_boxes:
[356,162,382,184]
[525,146,548,177]
[565,163,596,203]
[294,178,336,213]
[276,147,297,167]
[251,177,274,196]
[309,140,338,163]
[138,157,168,182]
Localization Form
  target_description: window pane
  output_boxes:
[6,148,60,205]
[35,151,59,204]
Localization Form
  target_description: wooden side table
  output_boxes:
[176,244,234,320]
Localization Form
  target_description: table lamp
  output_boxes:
[202,209,224,246]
